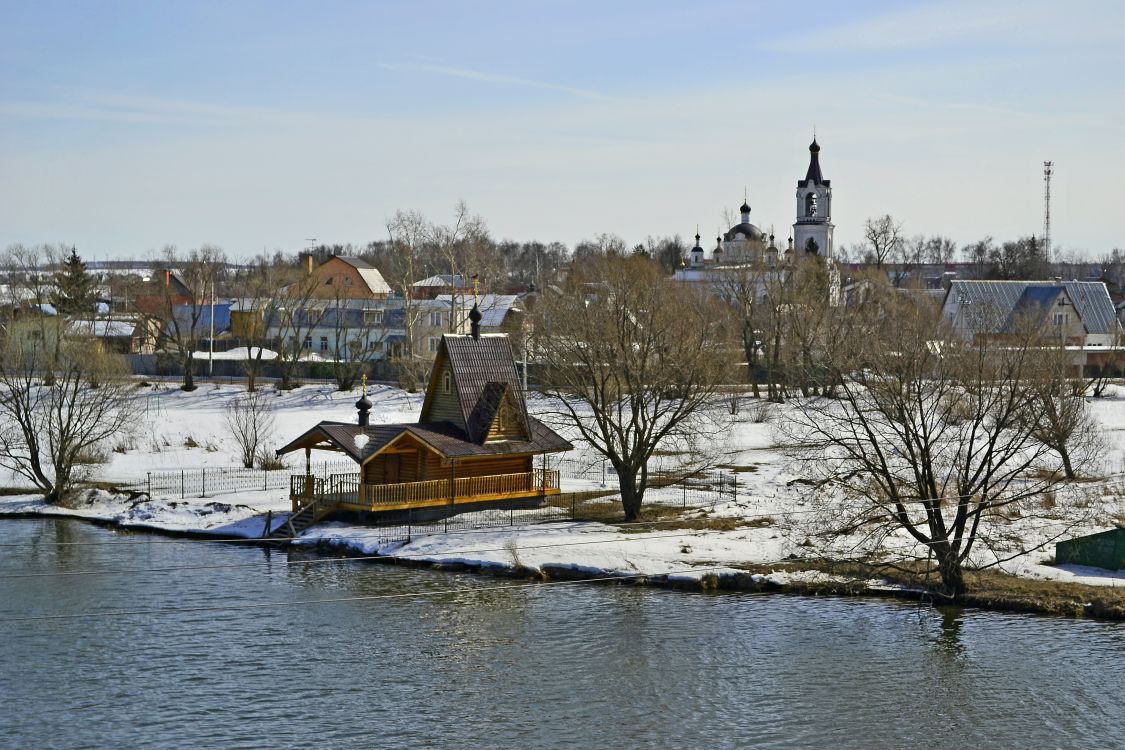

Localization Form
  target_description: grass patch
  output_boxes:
[725,558,1125,620]
[544,494,754,532]
[0,486,40,496]
[716,464,759,473]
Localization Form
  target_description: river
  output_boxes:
[0,518,1122,749]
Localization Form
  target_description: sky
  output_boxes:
[1,0,1123,261]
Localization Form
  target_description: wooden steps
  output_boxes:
[264,496,338,545]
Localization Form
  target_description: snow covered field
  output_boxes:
[2,380,1124,588]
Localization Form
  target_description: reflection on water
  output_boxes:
[0,518,1122,750]
[935,607,966,657]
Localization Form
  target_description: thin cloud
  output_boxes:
[378,62,613,100]
[763,1,1106,52]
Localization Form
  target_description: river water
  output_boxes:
[0,518,1122,749]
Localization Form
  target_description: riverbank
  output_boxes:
[5,489,1124,622]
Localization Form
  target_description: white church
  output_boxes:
[683,137,835,270]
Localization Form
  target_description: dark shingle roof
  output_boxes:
[443,334,531,443]
[276,417,571,462]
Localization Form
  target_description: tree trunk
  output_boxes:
[181,356,195,391]
[935,547,966,597]
[1059,444,1075,480]
[618,469,643,522]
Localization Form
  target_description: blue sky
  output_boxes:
[2,0,1123,260]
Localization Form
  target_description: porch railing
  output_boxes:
[290,469,560,509]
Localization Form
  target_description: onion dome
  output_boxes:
[739,200,751,214]
[469,302,483,340]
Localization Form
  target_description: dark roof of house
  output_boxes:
[441,334,531,442]
[276,416,571,462]
[945,280,1119,335]
[1004,285,1065,332]
[335,256,374,269]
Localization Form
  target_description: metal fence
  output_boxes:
[136,460,356,499]
[298,480,736,548]
[125,452,741,508]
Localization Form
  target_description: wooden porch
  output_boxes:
[289,468,561,513]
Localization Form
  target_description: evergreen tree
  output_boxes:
[51,247,98,316]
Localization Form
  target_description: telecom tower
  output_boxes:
[1042,161,1053,261]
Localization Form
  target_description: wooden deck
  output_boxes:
[289,469,561,513]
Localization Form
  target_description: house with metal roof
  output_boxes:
[274,302,571,533]
[941,280,1121,348]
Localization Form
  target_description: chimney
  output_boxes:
[299,252,315,275]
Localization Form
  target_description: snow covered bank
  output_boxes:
[2,381,1124,597]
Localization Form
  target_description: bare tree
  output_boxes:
[714,259,772,397]
[0,321,138,503]
[924,235,957,265]
[224,390,278,469]
[384,210,433,390]
[533,255,735,520]
[144,245,227,391]
[231,256,292,392]
[429,201,498,332]
[782,291,1097,595]
[273,270,330,390]
[1022,341,1106,479]
[862,214,904,270]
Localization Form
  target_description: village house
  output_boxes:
[299,254,392,301]
[941,279,1123,376]
[274,302,572,535]
[941,280,1120,347]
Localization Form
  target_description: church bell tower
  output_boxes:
[793,136,834,259]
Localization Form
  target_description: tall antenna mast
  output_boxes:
[1042,161,1053,261]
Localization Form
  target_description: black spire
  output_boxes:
[803,137,826,186]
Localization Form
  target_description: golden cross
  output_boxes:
[361,373,367,392]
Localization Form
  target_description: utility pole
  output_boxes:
[1042,161,1053,262]
[209,279,215,377]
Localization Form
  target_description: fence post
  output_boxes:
[263,468,267,492]
[571,494,576,520]
[202,468,206,498]
[147,472,151,497]
[181,470,185,499]
[683,481,687,509]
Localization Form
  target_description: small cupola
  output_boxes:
[469,303,483,340]
[689,231,704,268]
[355,374,372,426]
